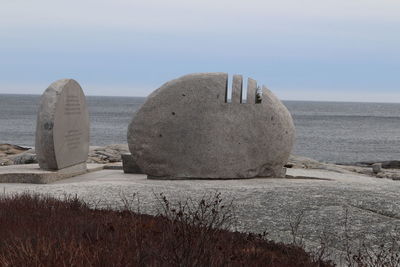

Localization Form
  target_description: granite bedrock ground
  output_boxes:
[1,143,400,264]
[0,157,400,265]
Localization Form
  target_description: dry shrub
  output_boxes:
[0,192,332,267]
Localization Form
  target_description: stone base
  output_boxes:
[121,153,143,174]
[103,162,123,170]
[147,168,287,180]
[147,175,256,180]
[0,163,104,184]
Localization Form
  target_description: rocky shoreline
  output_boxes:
[1,143,400,180]
[0,143,129,166]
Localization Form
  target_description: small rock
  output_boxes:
[95,151,116,159]
[382,161,400,169]
[376,173,385,178]
[372,163,382,174]
[10,152,37,165]
[122,153,143,174]
[284,163,294,168]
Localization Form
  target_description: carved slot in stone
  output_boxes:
[242,78,248,103]
[225,74,246,104]
[256,86,263,104]
[225,75,232,103]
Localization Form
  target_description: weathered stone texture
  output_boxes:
[128,73,295,179]
[35,79,89,170]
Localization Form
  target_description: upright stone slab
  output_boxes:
[127,73,295,179]
[35,79,89,170]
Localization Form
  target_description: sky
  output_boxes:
[0,0,399,102]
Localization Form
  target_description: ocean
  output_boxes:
[1,94,399,164]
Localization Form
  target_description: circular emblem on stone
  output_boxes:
[35,79,90,170]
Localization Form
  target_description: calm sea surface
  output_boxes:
[1,94,399,164]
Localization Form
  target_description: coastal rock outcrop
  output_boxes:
[9,150,37,165]
[0,144,32,166]
[0,144,129,166]
[0,144,29,157]
[2,142,400,180]
[87,144,129,164]
[127,73,295,179]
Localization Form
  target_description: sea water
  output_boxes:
[1,94,399,164]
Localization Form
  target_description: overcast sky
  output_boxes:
[1,0,399,102]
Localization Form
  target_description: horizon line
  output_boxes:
[1,92,400,104]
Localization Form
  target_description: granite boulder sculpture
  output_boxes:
[127,73,295,179]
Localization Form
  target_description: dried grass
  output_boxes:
[0,192,332,267]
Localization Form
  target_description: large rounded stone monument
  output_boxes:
[35,79,90,170]
[128,73,295,179]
